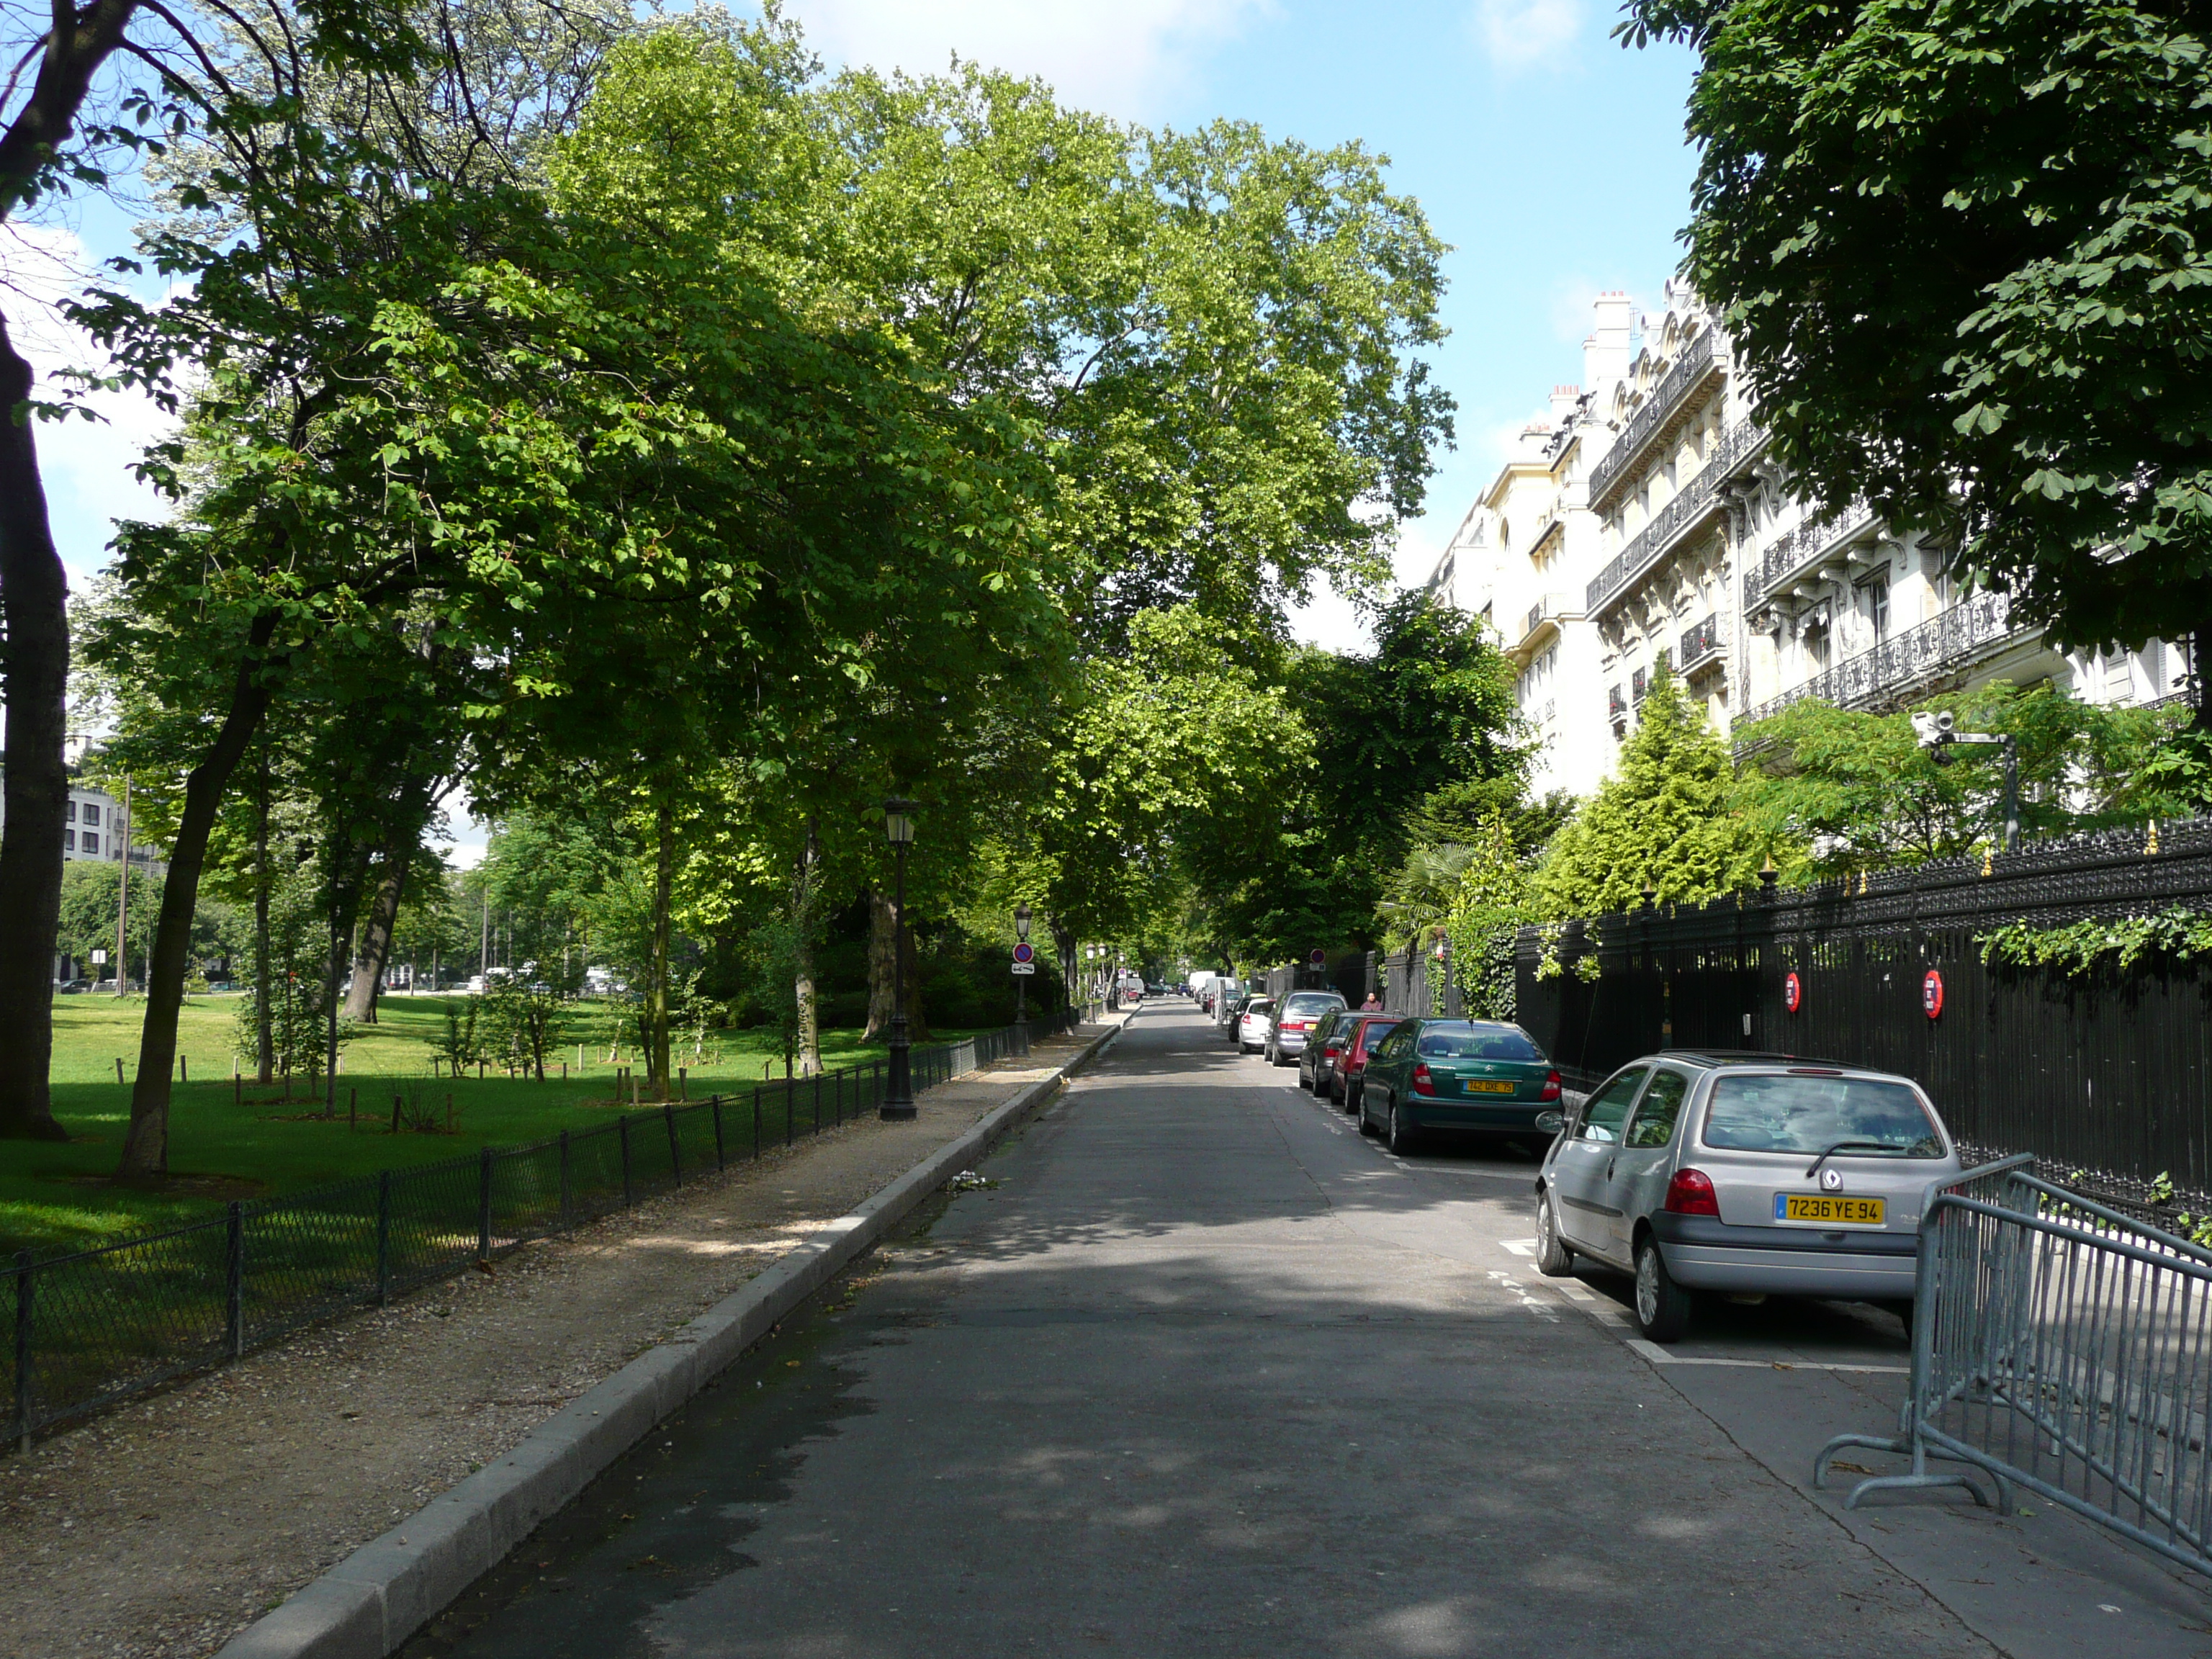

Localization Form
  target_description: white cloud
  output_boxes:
[786,0,1268,118]
[1469,0,1586,73]
[2,225,176,586]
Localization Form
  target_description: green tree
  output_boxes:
[1731,685,2177,878]
[1625,0,2212,701]
[1538,665,1761,916]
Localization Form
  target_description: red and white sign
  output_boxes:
[1012,941,1034,964]
[1923,968,1945,1020]
[1784,971,1803,1015]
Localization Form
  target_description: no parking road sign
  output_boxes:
[1011,940,1035,976]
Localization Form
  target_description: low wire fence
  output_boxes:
[8,1007,1095,1450]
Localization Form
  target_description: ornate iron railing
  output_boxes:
[1608,683,1627,719]
[1736,590,2028,726]
[1680,613,1721,669]
[1586,419,1766,616]
[1741,503,1879,607]
[1587,328,1722,508]
[1631,665,1650,704]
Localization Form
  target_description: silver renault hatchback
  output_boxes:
[1531,1051,1961,1342]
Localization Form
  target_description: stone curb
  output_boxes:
[215,1014,1133,1659]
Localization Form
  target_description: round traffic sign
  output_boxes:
[1784,971,1803,1014]
[1012,941,1034,964]
[1923,968,1944,1020]
[1308,948,1326,966]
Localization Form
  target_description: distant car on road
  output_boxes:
[1214,984,1251,1034]
[1265,989,1346,1066]
[1235,997,1277,1054]
[1532,1051,1960,1344]
[53,978,90,994]
[1357,1018,1560,1155]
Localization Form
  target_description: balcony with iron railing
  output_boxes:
[1587,328,1724,511]
[1740,501,1880,609]
[1679,613,1721,671]
[1735,590,2031,727]
[1584,420,1764,616]
[1608,683,1628,721]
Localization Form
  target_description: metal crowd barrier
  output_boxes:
[1815,1155,2212,1576]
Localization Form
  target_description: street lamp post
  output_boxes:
[880,798,916,1120]
[1014,902,1032,1056]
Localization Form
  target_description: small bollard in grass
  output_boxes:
[115,1057,125,1086]
[390,1095,402,1133]
[179,1053,188,1084]
[234,1070,242,1107]
[562,1061,568,1082]
[679,1066,688,1102]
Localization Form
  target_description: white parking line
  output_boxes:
[1623,1339,1907,1375]
[1498,1238,1536,1256]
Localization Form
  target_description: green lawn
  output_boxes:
[5,994,981,1257]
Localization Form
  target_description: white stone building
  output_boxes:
[1434,284,2193,803]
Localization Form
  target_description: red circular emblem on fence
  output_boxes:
[1923,968,1944,1020]
[1784,971,1803,1014]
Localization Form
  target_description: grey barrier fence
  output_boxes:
[8,1005,1097,1451]
[1816,1157,2212,1577]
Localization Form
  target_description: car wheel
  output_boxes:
[1633,1236,1695,1343]
[1345,1079,1362,1116]
[1385,1101,1418,1156]
[1535,1192,1575,1277]
[1357,1089,1378,1137]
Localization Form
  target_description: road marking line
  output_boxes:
[1499,1238,1536,1256]
[1623,1338,1907,1374]
[1552,1281,1594,1302]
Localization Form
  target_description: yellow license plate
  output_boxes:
[1463,1079,1516,1094]
[1777,1194,1886,1226]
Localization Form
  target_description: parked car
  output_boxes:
[1297,1009,1350,1092]
[53,978,91,994]
[1313,1012,1400,1110]
[1531,1050,1961,1344]
[1235,997,1277,1053]
[1327,1012,1398,1119]
[1215,984,1251,1034]
[1265,989,1346,1066]
[1357,1018,1561,1154]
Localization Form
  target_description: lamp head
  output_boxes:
[882,797,915,845]
[1014,902,1031,940]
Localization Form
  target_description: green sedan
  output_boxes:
[1357,1019,1563,1154]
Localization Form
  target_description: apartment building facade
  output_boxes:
[1434,284,2191,799]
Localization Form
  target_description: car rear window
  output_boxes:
[1245,999,1275,1015]
[1352,1020,1399,1053]
[1282,992,1344,1015]
[1701,1074,1946,1157]
[1413,1025,1543,1061]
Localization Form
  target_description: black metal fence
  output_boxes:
[1511,819,2212,1200]
[7,1008,1095,1450]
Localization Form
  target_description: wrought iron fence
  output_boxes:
[1679,613,1721,670]
[1510,817,2212,1203]
[6,1007,1094,1450]
[1740,502,1879,608]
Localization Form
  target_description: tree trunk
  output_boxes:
[253,747,274,1084]
[793,819,822,1076]
[647,801,673,1098]
[322,832,373,1112]
[0,317,71,1140]
[1050,920,1078,1016]
[117,616,281,1179]
[863,886,897,1041]
[342,827,414,1023]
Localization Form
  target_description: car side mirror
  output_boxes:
[1534,1110,1566,1136]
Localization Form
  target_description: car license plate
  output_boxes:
[1776,1194,1886,1226]
[1463,1079,1515,1094]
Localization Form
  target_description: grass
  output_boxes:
[4,993,983,1257]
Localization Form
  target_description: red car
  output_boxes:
[1327,1014,1402,1113]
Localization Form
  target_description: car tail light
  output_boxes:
[1664,1168,1720,1216]
[1284,1021,1308,1031]
[1323,1042,1341,1056]
[1539,1069,1561,1102]
[1412,1063,1437,1097]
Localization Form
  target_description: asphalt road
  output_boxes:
[405,1002,2212,1658]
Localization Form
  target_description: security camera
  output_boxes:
[1911,712,1938,744]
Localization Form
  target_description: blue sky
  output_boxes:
[19,0,1700,858]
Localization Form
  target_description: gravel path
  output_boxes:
[0,1028,1104,1659]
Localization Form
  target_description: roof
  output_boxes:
[1653,1048,1849,1069]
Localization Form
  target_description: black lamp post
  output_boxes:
[1014,902,1032,1055]
[880,798,916,1120]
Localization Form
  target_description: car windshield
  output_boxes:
[1282,993,1342,1015]
[1414,1025,1542,1061]
[1702,1074,1945,1157]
